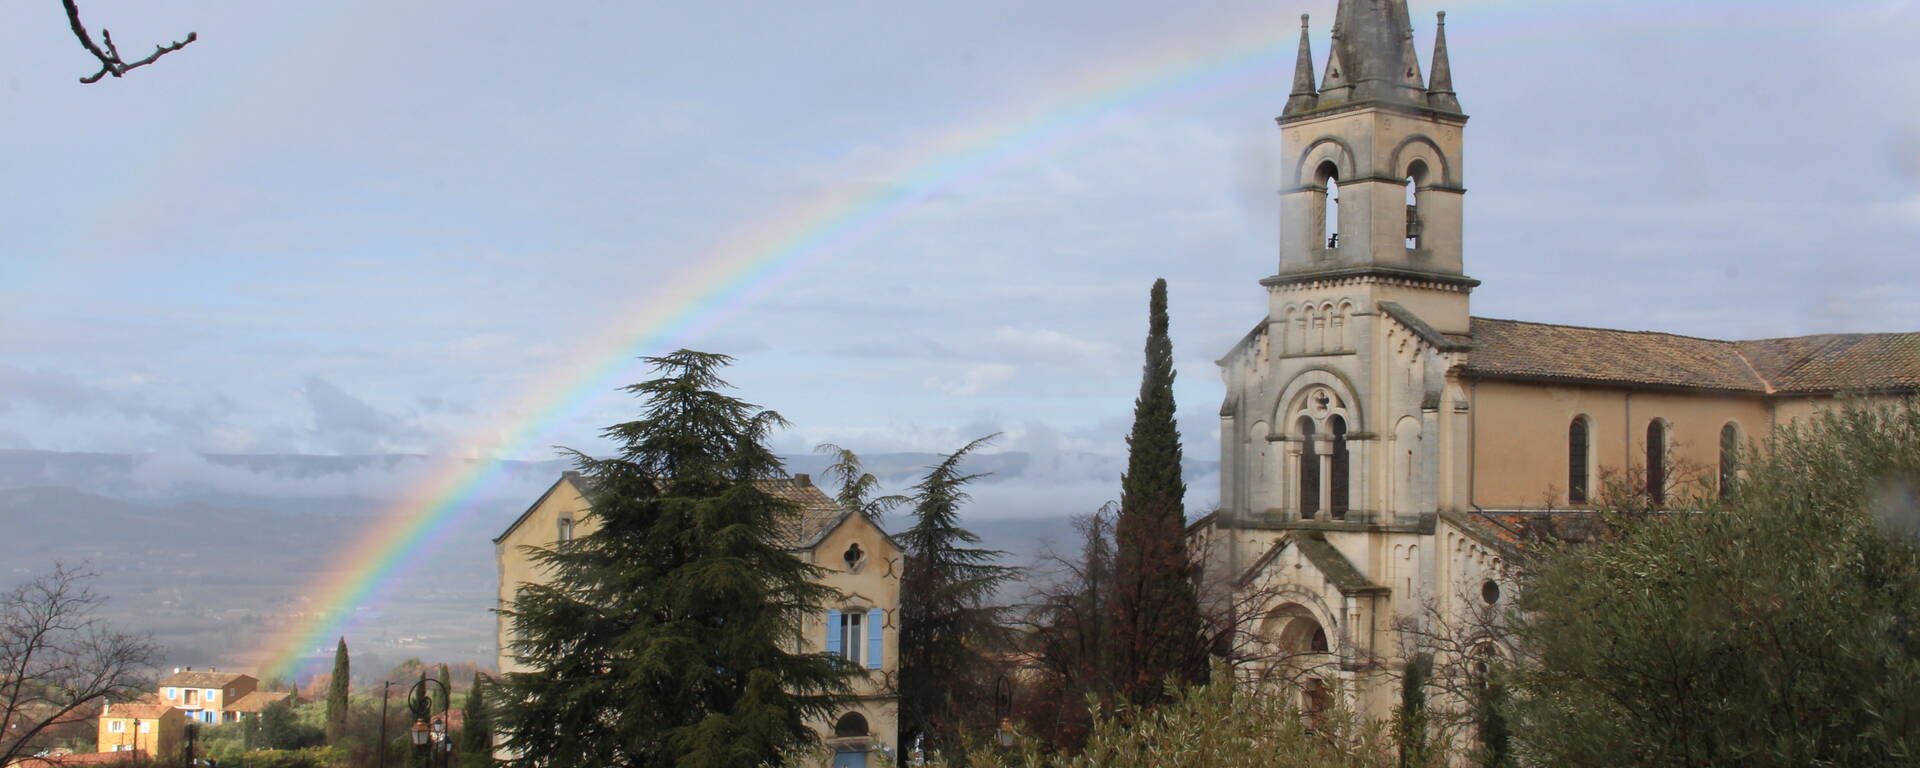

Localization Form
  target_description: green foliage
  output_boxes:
[1110,277,1205,705]
[435,664,451,714]
[459,673,494,761]
[1507,400,1920,767]
[866,669,1406,768]
[1471,680,1510,768]
[259,697,326,751]
[497,350,851,768]
[326,637,350,744]
[239,746,345,768]
[898,436,1021,758]
[815,442,906,523]
[1391,655,1432,768]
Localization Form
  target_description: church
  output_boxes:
[1200,0,1920,723]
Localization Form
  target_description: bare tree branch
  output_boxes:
[0,564,157,766]
[62,0,197,84]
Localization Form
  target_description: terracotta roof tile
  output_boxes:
[13,751,150,766]
[103,698,173,720]
[506,473,849,550]
[1464,318,1767,391]
[157,670,248,688]
[226,690,290,713]
[1736,333,1920,393]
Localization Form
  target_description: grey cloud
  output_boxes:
[301,376,421,452]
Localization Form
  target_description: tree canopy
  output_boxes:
[497,350,851,768]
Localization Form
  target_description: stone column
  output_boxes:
[1316,438,1334,517]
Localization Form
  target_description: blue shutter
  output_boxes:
[825,610,842,656]
[866,609,884,669]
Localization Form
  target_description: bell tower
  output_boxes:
[1272,3,1472,332]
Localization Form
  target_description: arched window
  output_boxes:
[832,712,869,738]
[1329,415,1350,519]
[1568,416,1591,505]
[1646,420,1668,506]
[1719,422,1741,498]
[1316,161,1341,250]
[1404,159,1428,249]
[1298,417,1320,519]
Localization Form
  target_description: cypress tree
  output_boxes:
[497,351,851,768]
[1110,278,1206,704]
[435,664,451,715]
[1395,653,1433,768]
[326,637,350,744]
[461,673,494,758]
[897,436,1019,757]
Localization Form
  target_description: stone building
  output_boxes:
[494,472,902,767]
[1200,0,1920,724]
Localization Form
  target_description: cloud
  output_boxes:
[990,326,1113,363]
[300,376,422,452]
[924,363,1018,396]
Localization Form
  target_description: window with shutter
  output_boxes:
[866,609,883,669]
[826,610,842,656]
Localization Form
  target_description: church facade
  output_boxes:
[1202,0,1920,723]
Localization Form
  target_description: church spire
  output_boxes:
[1426,11,1462,113]
[1283,14,1319,117]
[1318,0,1426,107]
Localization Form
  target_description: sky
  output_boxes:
[3,0,1918,517]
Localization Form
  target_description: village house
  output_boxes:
[95,698,183,757]
[1201,0,1920,726]
[495,472,902,768]
[157,668,260,724]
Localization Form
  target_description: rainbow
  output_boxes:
[245,0,1853,679]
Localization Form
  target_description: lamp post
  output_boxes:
[407,677,451,768]
[993,674,1014,749]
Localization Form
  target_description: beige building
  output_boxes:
[157,668,260,725]
[1202,0,1920,725]
[96,698,184,758]
[495,472,902,767]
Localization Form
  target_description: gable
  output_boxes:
[1239,532,1388,597]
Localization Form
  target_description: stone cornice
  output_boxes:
[1261,266,1480,293]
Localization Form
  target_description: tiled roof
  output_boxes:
[499,472,852,551]
[759,476,848,550]
[1291,534,1389,595]
[103,698,173,720]
[157,670,248,688]
[1735,333,1920,393]
[13,751,150,766]
[1463,317,1920,394]
[226,690,290,713]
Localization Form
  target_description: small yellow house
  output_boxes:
[96,699,184,758]
[495,471,903,767]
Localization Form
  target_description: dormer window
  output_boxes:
[842,542,866,573]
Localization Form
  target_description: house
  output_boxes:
[225,689,293,721]
[495,471,902,767]
[1201,0,1920,724]
[96,698,184,758]
[157,668,259,724]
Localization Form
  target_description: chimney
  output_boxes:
[173,667,182,674]
[794,473,811,486]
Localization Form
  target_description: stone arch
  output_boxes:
[1271,367,1366,435]
[832,711,870,738]
[1389,134,1454,186]
[1293,136,1359,187]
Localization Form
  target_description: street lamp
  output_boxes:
[407,677,452,768]
[993,675,1014,749]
